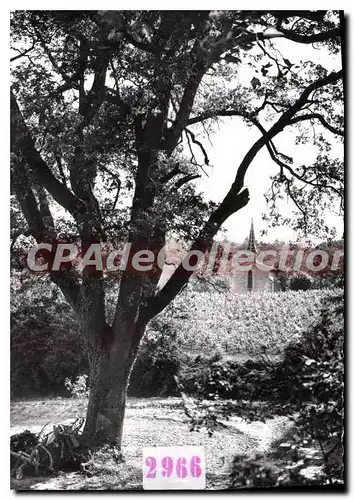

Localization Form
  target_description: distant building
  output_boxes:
[231,220,280,293]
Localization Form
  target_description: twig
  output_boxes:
[10,42,37,62]
[10,450,32,464]
[38,444,54,471]
[38,422,50,439]
[185,127,209,166]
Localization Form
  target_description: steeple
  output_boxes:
[247,219,257,253]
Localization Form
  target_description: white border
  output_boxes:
[2,4,351,498]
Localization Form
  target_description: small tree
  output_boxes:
[11,10,343,449]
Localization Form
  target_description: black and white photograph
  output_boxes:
[10,8,345,491]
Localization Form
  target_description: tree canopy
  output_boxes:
[11,10,343,303]
[10,10,344,446]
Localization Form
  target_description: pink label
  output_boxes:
[144,455,202,479]
[143,446,206,490]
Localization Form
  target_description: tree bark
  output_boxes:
[81,319,146,449]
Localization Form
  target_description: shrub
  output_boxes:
[288,274,313,291]
[11,419,85,478]
[11,271,342,400]
[181,291,344,487]
[11,293,88,397]
[64,374,89,399]
[178,355,276,400]
[128,319,184,397]
[229,451,322,488]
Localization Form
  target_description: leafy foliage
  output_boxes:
[128,317,184,397]
[11,272,87,397]
[156,286,341,355]
[11,271,341,398]
[65,375,90,399]
[180,291,344,487]
[11,418,85,479]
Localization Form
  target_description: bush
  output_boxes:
[11,419,85,478]
[178,354,276,400]
[181,291,344,486]
[11,272,343,400]
[128,319,184,397]
[288,275,313,291]
[65,374,89,399]
[11,274,88,397]
[279,293,344,483]
[11,300,88,397]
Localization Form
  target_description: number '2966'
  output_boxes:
[145,455,202,479]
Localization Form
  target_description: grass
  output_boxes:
[11,396,292,491]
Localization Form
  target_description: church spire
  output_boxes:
[247,219,257,253]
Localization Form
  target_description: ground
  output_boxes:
[11,396,295,491]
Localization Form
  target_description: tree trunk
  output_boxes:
[81,322,145,449]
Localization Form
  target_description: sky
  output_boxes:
[189,35,343,244]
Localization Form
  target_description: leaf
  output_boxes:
[69,434,80,448]
[16,467,24,480]
[46,432,56,445]
[224,54,241,64]
[251,77,260,89]
[141,23,152,40]
[305,358,316,366]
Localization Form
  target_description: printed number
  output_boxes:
[145,455,203,479]
[161,456,173,477]
[176,457,188,478]
[145,456,157,478]
[190,455,202,477]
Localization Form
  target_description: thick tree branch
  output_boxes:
[78,51,110,130]
[10,42,37,62]
[184,128,209,165]
[165,61,206,154]
[11,158,81,310]
[11,90,84,216]
[36,184,55,234]
[159,164,181,184]
[124,31,158,55]
[56,38,90,94]
[267,141,342,199]
[12,160,46,240]
[233,70,342,192]
[54,154,67,186]
[280,27,340,45]
[187,108,245,126]
[174,174,201,189]
[144,70,343,320]
[34,28,75,87]
[288,113,344,136]
[143,186,249,321]
[165,26,305,154]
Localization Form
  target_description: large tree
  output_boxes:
[10,10,344,449]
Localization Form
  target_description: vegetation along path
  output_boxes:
[11,397,292,490]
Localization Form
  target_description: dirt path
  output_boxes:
[11,397,291,490]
